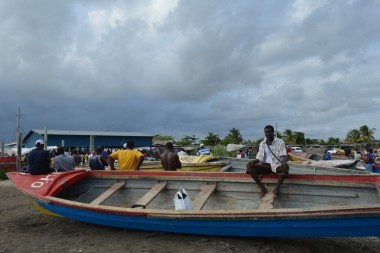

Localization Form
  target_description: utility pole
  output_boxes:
[275,122,279,138]
[16,107,20,141]
[44,124,48,150]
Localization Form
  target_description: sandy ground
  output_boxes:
[1,180,380,253]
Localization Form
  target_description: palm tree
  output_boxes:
[283,129,297,145]
[294,132,306,145]
[359,125,376,143]
[345,129,361,144]
[227,128,243,144]
[327,137,340,145]
[203,132,221,146]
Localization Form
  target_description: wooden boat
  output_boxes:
[288,152,358,169]
[223,158,369,175]
[140,161,228,172]
[137,155,228,172]
[178,154,219,163]
[0,156,17,172]
[7,170,380,237]
[302,159,359,169]
[288,151,322,161]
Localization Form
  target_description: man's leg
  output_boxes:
[273,165,289,198]
[273,174,286,198]
[246,162,272,198]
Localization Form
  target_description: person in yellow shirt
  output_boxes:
[108,141,144,170]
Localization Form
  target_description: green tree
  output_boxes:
[176,135,198,146]
[220,136,234,146]
[293,132,305,145]
[226,128,243,144]
[327,137,340,145]
[283,129,297,145]
[359,125,376,143]
[202,132,221,146]
[345,129,361,144]
[153,134,174,143]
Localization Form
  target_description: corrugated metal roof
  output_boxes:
[31,129,153,137]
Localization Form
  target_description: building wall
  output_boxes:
[23,131,153,149]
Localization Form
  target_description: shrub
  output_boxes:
[0,168,8,180]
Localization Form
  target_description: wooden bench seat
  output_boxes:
[192,184,217,210]
[90,182,124,206]
[131,182,167,209]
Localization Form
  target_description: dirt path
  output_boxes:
[1,180,380,253]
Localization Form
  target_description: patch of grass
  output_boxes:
[0,169,8,180]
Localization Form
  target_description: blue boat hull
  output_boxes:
[35,199,380,237]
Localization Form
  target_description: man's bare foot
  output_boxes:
[260,187,268,199]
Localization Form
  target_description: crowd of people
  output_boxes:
[24,139,191,174]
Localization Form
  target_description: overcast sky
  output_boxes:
[1,0,380,144]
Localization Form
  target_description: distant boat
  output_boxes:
[288,151,321,161]
[0,156,17,172]
[138,154,228,172]
[7,170,380,237]
[140,161,228,172]
[302,159,359,169]
[221,157,369,175]
[178,154,219,163]
[288,151,359,169]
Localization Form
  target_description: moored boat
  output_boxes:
[288,151,322,161]
[7,170,380,237]
[140,161,228,172]
[138,154,228,172]
[0,156,17,172]
[178,154,220,163]
[223,158,369,175]
[288,151,359,169]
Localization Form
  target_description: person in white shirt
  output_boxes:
[246,125,289,199]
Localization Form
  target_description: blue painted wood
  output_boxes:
[35,199,380,237]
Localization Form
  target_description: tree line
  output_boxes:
[153,125,377,147]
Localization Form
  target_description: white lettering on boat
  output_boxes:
[31,174,56,188]
[31,182,45,188]
[180,157,195,162]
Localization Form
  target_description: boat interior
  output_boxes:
[54,174,380,211]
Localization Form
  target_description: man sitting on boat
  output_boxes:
[160,142,182,171]
[54,146,76,171]
[196,143,211,155]
[108,141,144,170]
[246,125,289,199]
[27,140,55,175]
[89,146,108,170]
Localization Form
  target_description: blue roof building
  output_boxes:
[23,129,154,150]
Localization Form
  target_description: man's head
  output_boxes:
[35,139,45,148]
[264,125,275,141]
[200,143,205,148]
[57,146,65,155]
[126,141,134,149]
[166,142,174,149]
[95,146,104,155]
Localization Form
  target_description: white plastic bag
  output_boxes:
[173,188,193,210]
